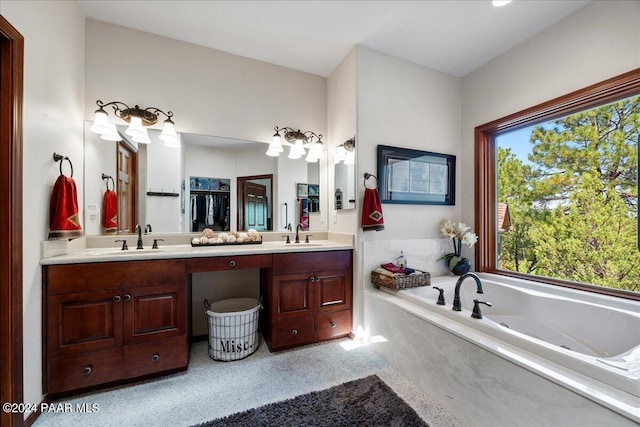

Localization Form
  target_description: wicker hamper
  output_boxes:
[371,270,431,290]
[204,298,260,361]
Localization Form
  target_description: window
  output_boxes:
[475,69,640,300]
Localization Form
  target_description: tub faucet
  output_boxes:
[452,272,483,311]
[134,224,144,250]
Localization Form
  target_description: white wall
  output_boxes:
[145,133,182,232]
[85,19,326,144]
[356,46,462,242]
[461,0,640,231]
[0,0,85,414]
[327,48,358,233]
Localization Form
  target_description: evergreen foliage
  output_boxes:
[498,96,639,292]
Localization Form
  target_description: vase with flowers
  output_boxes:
[439,220,478,275]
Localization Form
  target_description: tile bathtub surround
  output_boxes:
[33,339,465,427]
[362,238,452,287]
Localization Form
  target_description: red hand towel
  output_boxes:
[102,189,118,233]
[361,188,384,231]
[48,175,83,240]
[299,198,309,230]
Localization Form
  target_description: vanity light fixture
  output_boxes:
[266,126,324,162]
[89,99,179,147]
[335,137,355,165]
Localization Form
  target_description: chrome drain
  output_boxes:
[560,345,572,350]
[500,323,510,328]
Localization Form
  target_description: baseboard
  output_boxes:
[23,396,48,427]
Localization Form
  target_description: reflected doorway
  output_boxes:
[117,141,137,233]
[237,174,273,231]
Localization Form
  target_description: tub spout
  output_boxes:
[452,272,483,311]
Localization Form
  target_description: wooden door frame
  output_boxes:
[0,15,24,427]
[237,174,273,231]
[116,141,138,233]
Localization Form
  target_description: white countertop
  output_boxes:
[40,235,354,265]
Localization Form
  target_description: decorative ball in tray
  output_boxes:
[191,228,262,246]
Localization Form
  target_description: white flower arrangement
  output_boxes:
[439,220,478,270]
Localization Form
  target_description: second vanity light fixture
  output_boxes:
[266,126,325,162]
[335,137,355,165]
[89,99,179,147]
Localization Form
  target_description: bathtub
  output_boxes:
[365,273,640,425]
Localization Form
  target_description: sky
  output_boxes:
[495,124,537,165]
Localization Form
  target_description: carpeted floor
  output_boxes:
[34,338,465,427]
[194,375,428,427]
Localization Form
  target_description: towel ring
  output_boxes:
[102,173,115,191]
[363,173,378,189]
[53,153,73,177]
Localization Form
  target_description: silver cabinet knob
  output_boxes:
[113,295,121,302]
[123,294,131,301]
[152,354,160,362]
[229,260,236,267]
[310,277,315,283]
[83,366,92,375]
[291,329,298,336]
[330,322,336,328]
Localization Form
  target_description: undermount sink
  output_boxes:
[279,242,325,247]
[86,248,165,256]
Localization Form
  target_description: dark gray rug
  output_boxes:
[193,375,428,427]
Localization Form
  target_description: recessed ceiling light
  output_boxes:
[492,0,512,6]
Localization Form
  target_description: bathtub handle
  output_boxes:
[471,299,492,319]
[433,287,446,306]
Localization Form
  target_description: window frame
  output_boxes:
[474,68,640,301]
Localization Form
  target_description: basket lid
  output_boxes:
[207,297,258,314]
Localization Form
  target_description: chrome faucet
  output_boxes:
[295,223,303,243]
[452,272,483,311]
[134,224,144,250]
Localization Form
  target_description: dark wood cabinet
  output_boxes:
[44,259,188,395]
[262,251,352,351]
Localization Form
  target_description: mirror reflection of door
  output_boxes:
[237,175,272,231]
[117,141,137,233]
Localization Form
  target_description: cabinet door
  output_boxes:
[48,290,124,357]
[123,283,186,345]
[272,272,315,321]
[314,269,352,314]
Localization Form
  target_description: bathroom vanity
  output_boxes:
[41,236,353,396]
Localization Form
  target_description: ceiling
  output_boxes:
[78,0,591,78]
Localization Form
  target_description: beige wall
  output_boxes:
[0,0,85,414]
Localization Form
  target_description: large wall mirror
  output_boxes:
[334,137,356,210]
[83,122,327,235]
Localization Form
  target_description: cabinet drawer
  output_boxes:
[315,310,352,341]
[186,254,272,273]
[269,317,314,351]
[123,336,188,378]
[272,251,351,275]
[46,260,185,294]
[47,348,123,394]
